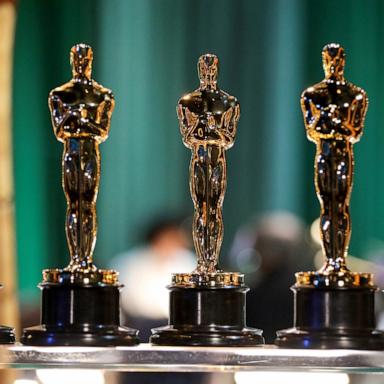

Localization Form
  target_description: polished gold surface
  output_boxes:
[172,272,244,288]
[177,54,240,281]
[46,44,116,284]
[299,43,370,288]
[42,268,118,285]
[296,271,373,288]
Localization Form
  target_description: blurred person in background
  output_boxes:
[229,211,317,343]
[111,215,195,342]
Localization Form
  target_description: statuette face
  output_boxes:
[198,53,219,88]
[177,54,240,276]
[70,44,93,79]
[322,43,345,79]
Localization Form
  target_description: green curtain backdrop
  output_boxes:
[13,0,384,303]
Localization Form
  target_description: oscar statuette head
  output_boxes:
[70,43,93,80]
[198,53,219,89]
[322,43,345,80]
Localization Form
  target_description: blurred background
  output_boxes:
[10,0,384,308]
[2,0,384,382]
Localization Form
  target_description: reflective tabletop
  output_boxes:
[1,344,384,372]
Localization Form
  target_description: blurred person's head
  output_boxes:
[230,211,314,278]
[144,216,190,259]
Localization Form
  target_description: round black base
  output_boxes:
[275,285,384,350]
[275,327,384,349]
[150,285,264,346]
[151,326,263,346]
[21,283,139,346]
[0,326,15,344]
[21,324,138,347]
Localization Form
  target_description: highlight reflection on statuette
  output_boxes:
[150,54,263,346]
[297,43,371,288]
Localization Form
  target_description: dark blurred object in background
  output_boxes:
[230,211,317,343]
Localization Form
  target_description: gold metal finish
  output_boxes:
[172,272,243,288]
[42,268,118,285]
[46,44,116,285]
[177,54,240,281]
[295,271,373,288]
[299,43,371,288]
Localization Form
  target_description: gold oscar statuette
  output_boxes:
[297,43,370,288]
[21,44,139,346]
[151,54,263,346]
[276,44,384,350]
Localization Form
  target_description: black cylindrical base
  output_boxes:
[21,283,139,346]
[151,286,264,346]
[0,284,15,344]
[275,286,384,349]
[0,326,15,344]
